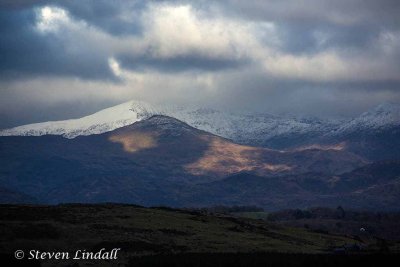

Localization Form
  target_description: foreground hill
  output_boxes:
[1,204,398,267]
[0,204,361,263]
[266,207,400,241]
[0,186,37,204]
[0,115,366,207]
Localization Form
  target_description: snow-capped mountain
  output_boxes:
[1,100,399,149]
[330,102,400,136]
[0,101,158,138]
[1,102,400,207]
[0,100,340,142]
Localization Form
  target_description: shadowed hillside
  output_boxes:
[0,115,367,207]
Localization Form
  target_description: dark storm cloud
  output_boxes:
[0,0,245,81]
[3,0,397,77]
[0,0,400,128]
[273,23,381,55]
[54,0,145,36]
[0,7,115,80]
[117,54,248,72]
[222,0,400,26]
[212,71,400,118]
[221,0,400,54]
[1,0,397,78]
[0,0,49,9]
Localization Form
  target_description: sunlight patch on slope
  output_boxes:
[109,132,158,153]
[293,142,346,152]
[185,136,291,176]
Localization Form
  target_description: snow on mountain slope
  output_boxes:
[0,101,157,138]
[0,100,337,141]
[1,100,399,145]
[170,108,339,145]
[330,102,400,136]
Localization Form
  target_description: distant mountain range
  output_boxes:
[1,101,400,157]
[0,100,338,142]
[0,101,399,210]
[1,101,398,140]
[0,115,365,204]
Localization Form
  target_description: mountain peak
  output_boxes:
[115,115,202,139]
[0,100,156,139]
[122,115,197,133]
[368,102,400,116]
[1,100,400,148]
[331,102,400,135]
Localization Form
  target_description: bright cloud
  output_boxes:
[36,6,69,33]
[135,4,273,60]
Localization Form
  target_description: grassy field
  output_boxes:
[0,204,394,266]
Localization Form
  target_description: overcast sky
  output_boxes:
[1,0,400,128]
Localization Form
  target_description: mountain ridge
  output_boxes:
[2,101,399,146]
[0,115,367,206]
